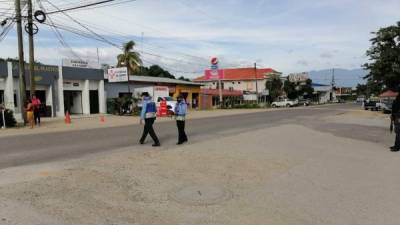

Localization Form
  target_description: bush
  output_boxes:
[107,96,139,115]
[233,103,261,109]
[0,108,17,127]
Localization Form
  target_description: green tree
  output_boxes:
[117,41,142,75]
[146,65,175,79]
[283,80,298,99]
[356,81,383,97]
[178,76,191,82]
[265,76,283,101]
[364,21,400,91]
[298,79,314,99]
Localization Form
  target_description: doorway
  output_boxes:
[0,90,4,105]
[90,90,99,114]
[64,91,83,114]
[192,93,199,109]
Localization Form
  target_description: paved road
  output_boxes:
[0,104,391,169]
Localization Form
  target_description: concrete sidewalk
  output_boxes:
[0,108,271,137]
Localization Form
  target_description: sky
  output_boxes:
[0,0,399,79]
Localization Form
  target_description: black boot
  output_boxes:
[390,146,399,152]
[152,143,161,147]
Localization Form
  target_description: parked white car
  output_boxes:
[271,99,298,108]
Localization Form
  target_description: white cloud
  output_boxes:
[1,0,399,78]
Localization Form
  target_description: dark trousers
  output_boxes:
[395,123,400,148]
[177,120,188,143]
[140,118,160,144]
[34,108,40,125]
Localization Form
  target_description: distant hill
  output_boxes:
[309,68,367,87]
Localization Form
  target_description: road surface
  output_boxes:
[0,104,391,169]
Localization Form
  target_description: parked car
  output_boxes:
[379,99,393,113]
[271,99,298,108]
[298,99,311,106]
[364,100,379,111]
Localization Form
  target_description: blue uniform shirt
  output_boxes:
[140,97,154,119]
[175,100,187,116]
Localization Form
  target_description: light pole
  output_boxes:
[254,62,259,104]
[15,0,27,123]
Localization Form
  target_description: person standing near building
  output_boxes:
[25,99,34,129]
[175,95,188,145]
[31,95,41,126]
[390,90,400,152]
[139,92,161,147]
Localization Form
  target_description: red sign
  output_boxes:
[158,100,168,117]
[211,57,218,65]
[205,69,224,80]
[155,86,168,91]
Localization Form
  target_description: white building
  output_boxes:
[312,83,336,103]
[0,60,106,121]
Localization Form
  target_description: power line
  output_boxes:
[46,0,116,15]
[45,0,122,49]
[36,0,83,60]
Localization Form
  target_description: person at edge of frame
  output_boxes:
[174,95,188,145]
[390,87,400,152]
[139,92,161,147]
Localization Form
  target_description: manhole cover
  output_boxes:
[170,185,232,206]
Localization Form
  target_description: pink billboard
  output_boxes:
[205,69,224,80]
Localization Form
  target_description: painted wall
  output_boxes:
[199,79,266,93]
[105,82,149,98]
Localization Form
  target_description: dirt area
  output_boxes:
[1,124,399,225]
[0,108,272,138]
[323,109,390,128]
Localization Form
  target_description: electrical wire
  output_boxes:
[36,0,83,60]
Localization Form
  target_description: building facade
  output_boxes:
[193,67,281,94]
[0,61,106,121]
[105,76,202,109]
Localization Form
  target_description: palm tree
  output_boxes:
[117,41,142,75]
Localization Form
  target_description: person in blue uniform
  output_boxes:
[174,95,188,145]
[139,92,160,147]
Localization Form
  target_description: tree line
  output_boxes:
[358,21,400,96]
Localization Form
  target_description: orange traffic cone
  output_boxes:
[65,111,71,124]
[100,115,105,123]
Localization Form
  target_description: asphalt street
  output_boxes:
[0,104,391,169]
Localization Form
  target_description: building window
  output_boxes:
[232,82,235,84]
[238,81,241,84]
[229,87,234,91]
[14,93,17,107]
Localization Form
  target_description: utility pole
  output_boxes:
[96,48,100,65]
[15,0,27,122]
[27,0,35,97]
[141,32,144,75]
[254,62,259,104]
[125,57,131,95]
[331,68,335,101]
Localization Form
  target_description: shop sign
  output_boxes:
[288,72,309,82]
[155,86,168,91]
[205,69,224,80]
[62,59,100,69]
[108,67,128,82]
